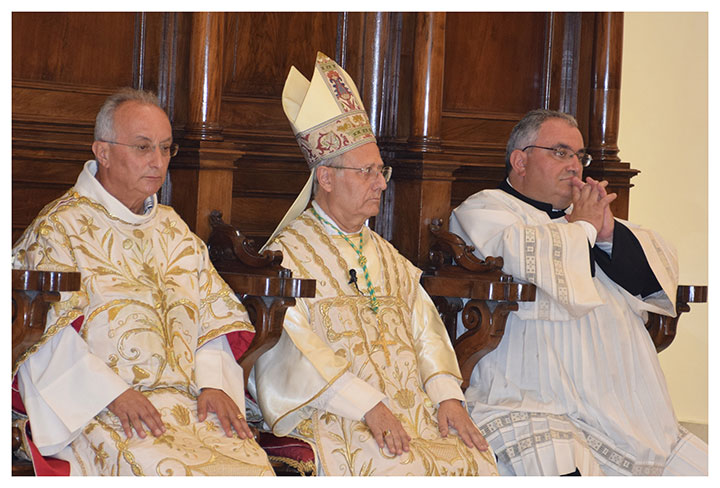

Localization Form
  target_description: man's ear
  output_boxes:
[509,149,527,177]
[315,165,334,193]
[92,141,110,168]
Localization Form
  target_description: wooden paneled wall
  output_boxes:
[12,12,637,268]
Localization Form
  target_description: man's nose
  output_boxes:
[374,170,388,191]
[566,154,582,174]
[148,146,164,167]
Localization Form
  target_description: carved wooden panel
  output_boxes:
[444,13,547,115]
[224,12,338,98]
[13,12,136,86]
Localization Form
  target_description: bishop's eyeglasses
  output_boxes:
[522,145,592,167]
[99,140,180,158]
[329,165,393,182]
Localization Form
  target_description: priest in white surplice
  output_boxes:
[12,88,273,476]
[449,109,707,476]
[249,52,498,476]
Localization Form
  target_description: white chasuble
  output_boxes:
[12,160,273,476]
[449,188,707,476]
[255,206,498,476]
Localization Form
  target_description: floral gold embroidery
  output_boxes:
[170,404,191,426]
[393,388,416,410]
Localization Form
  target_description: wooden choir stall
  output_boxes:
[11,11,706,475]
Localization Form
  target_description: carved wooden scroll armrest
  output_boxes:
[645,284,707,353]
[208,211,316,385]
[424,222,536,389]
[428,219,504,276]
[12,269,81,369]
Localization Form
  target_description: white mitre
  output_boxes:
[263,51,376,248]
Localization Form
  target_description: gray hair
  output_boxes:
[94,87,163,141]
[505,109,578,175]
[311,155,339,196]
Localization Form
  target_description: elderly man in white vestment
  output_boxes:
[449,109,708,476]
[248,52,498,476]
[12,88,273,476]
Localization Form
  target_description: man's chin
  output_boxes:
[362,202,381,219]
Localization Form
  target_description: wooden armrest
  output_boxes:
[207,211,316,384]
[12,269,82,475]
[423,221,536,389]
[12,269,81,369]
[646,284,707,352]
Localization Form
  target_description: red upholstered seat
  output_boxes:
[256,430,316,476]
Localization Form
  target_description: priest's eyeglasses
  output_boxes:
[330,165,393,182]
[99,140,180,158]
[522,145,592,167]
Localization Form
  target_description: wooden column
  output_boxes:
[588,12,623,163]
[358,12,402,140]
[585,12,636,219]
[408,12,445,152]
[385,12,457,268]
[170,12,241,241]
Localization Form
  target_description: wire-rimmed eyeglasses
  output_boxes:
[329,165,393,182]
[522,145,592,167]
[99,139,180,158]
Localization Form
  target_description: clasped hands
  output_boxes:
[363,399,489,456]
[107,387,253,439]
[566,176,617,242]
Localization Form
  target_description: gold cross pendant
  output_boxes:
[371,322,396,366]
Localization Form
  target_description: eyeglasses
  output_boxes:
[522,145,592,167]
[99,139,179,158]
[330,165,393,182]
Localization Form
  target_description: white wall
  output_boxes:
[618,12,708,425]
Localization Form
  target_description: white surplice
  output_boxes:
[449,188,707,476]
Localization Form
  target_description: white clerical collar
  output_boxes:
[75,160,158,224]
[310,200,364,236]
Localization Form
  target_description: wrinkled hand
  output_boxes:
[197,388,253,439]
[364,401,411,455]
[566,176,617,233]
[107,388,166,439]
[437,399,488,451]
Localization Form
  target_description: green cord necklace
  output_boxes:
[311,207,379,314]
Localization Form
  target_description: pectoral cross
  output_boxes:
[371,321,396,366]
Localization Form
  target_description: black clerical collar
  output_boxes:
[499,179,568,219]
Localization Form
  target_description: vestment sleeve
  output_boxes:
[450,193,678,320]
[410,285,464,400]
[195,335,248,412]
[250,296,385,436]
[16,327,129,455]
[12,215,130,454]
[450,201,604,320]
[592,220,663,298]
[196,237,255,347]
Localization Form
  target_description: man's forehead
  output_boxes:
[340,143,383,167]
[537,119,584,146]
[115,102,172,138]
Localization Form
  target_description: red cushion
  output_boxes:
[257,431,315,464]
[25,428,70,476]
[225,330,256,361]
